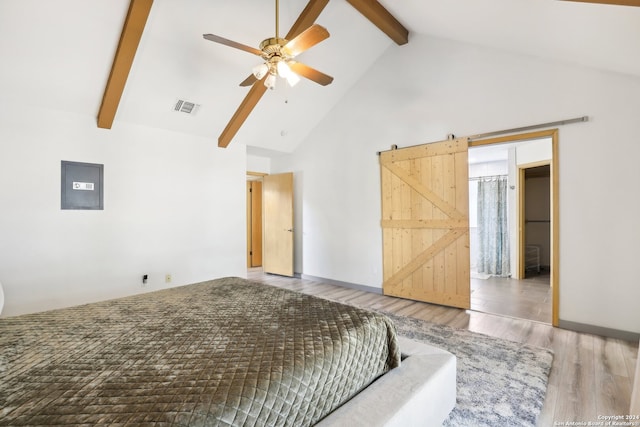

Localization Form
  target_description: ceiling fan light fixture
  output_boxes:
[276,60,292,78]
[252,63,269,80]
[285,71,300,87]
[276,60,300,87]
[264,73,277,90]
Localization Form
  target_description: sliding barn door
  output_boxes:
[380,138,470,309]
[263,172,294,277]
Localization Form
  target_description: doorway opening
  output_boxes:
[246,172,295,277]
[468,133,556,325]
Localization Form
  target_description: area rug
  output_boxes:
[386,313,553,427]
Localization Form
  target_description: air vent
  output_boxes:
[174,99,199,115]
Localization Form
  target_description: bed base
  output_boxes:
[317,337,456,426]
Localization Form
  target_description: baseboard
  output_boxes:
[261,272,302,279]
[300,274,383,295]
[559,319,640,342]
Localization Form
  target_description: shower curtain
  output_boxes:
[477,176,510,276]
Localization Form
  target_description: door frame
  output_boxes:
[469,129,559,326]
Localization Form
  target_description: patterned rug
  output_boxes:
[386,313,553,427]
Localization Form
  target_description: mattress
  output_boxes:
[0,277,400,426]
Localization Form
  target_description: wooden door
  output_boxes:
[263,172,294,277]
[246,180,263,267]
[380,138,470,309]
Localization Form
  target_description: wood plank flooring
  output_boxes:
[471,272,551,323]
[247,269,638,425]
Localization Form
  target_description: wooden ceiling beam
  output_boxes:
[218,78,268,148]
[97,0,153,129]
[345,0,409,45]
[561,0,640,6]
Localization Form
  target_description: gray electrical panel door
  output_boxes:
[61,161,104,210]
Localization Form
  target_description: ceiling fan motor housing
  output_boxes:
[260,38,288,59]
[259,37,291,77]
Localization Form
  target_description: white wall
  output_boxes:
[0,104,247,316]
[517,140,553,164]
[247,154,271,174]
[272,34,640,334]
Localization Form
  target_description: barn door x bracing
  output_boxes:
[380,138,470,309]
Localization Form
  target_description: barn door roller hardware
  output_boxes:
[377,115,589,155]
[467,116,589,141]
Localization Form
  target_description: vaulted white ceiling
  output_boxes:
[1,0,639,154]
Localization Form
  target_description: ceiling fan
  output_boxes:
[203,0,333,147]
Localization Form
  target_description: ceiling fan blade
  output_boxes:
[219,77,268,148]
[282,24,329,57]
[203,34,263,56]
[289,62,333,86]
[240,74,258,87]
[286,0,330,40]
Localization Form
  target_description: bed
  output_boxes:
[0,277,456,426]
[0,277,402,425]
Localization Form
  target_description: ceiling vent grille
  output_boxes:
[174,99,198,115]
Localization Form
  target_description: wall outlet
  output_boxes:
[165,274,172,284]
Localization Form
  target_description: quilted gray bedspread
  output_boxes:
[0,277,400,426]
